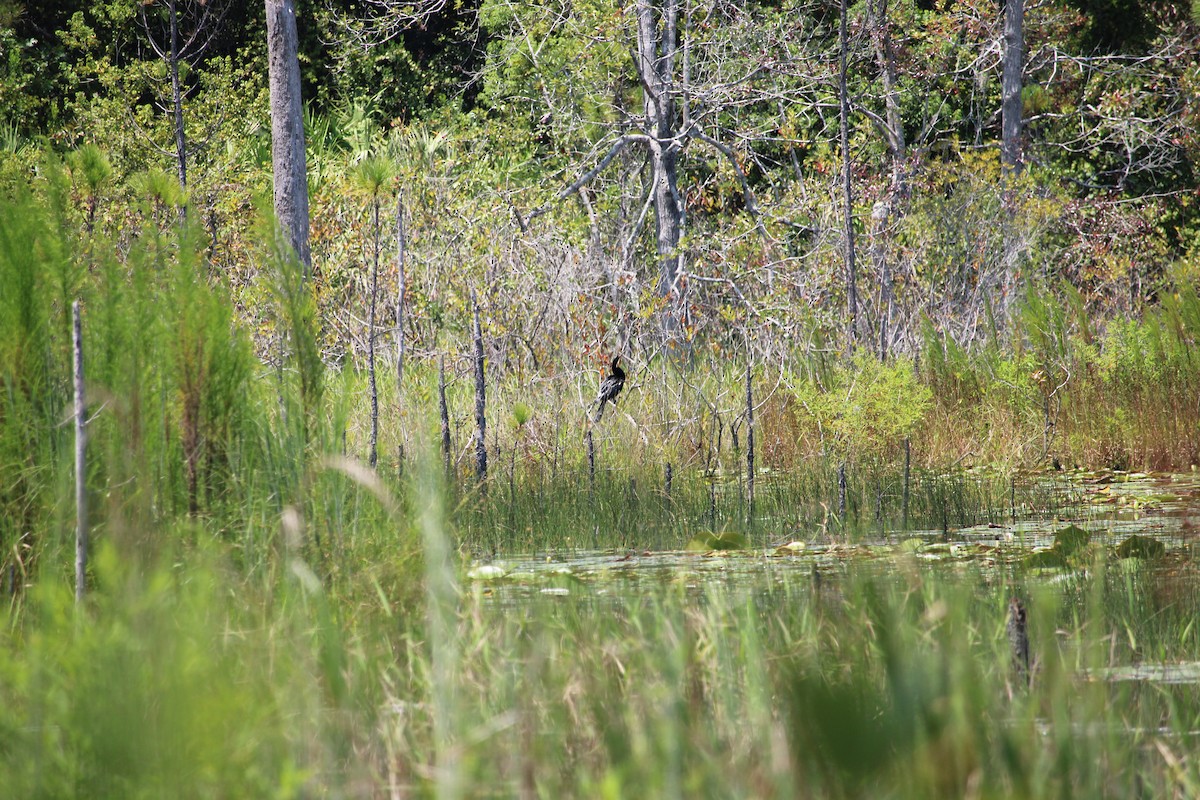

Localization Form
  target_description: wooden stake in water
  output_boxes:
[837,462,848,526]
[585,429,595,494]
[902,437,911,531]
[472,293,487,493]
[1010,473,1016,523]
[709,478,717,528]
[73,301,88,604]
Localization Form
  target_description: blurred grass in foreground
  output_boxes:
[5,498,1200,797]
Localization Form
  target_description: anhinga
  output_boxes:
[592,355,625,422]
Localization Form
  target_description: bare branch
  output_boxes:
[525,134,650,224]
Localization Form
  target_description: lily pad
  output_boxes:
[686,531,748,551]
[1114,535,1165,560]
[468,564,508,581]
[1025,549,1068,569]
[1051,525,1091,556]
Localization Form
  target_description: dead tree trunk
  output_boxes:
[1001,0,1025,176]
[837,461,848,527]
[167,1,187,198]
[872,201,894,360]
[839,0,859,349]
[1001,0,1025,317]
[867,0,905,359]
[395,190,406,393]
[439,353,451,479]
[472,293,488,492]
[745,360,755,520]
[266,0,311,276]
[73,301,88,604]
[137,0,229,220]
[368,192,381,468]
[636,0,684,319]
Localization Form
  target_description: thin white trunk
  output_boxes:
[745,360,754,517]
[368,195,380,468]
[439,353,450,478]
[472,293,487,490]
[395,191,406,392]
[73,301,87,604]
[169,0,187,191]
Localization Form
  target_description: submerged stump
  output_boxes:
[1007,596,1030,687]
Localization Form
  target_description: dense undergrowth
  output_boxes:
[3,177,1200,795]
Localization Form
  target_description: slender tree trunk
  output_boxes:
[839,0,859,349]
[439,353,451,479]
[472,293,488,492]
[869,0,903,359]
[586,429,596,494]
[872,200,894,360]
[368,195,380,468]
[745,360,755,521]
[837,461,848,526]
[1010,473,1016,522]
[266,0,311,276]
[73,301,88,604]
[869,0,905,189]
[395,190,406,392]
[168,0,188,205]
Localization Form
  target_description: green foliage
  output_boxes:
[266,213,325,450]
[0,542,321,798]
[791,353,932,463]
[921,315,982,406]
[350,153,395,197]
[0,189,62,566]
[510,400,532,428]
[170,225,254,513]
[65,144,112,221]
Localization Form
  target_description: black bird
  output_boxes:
[592,355,626,422]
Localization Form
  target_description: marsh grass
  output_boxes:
[380,543,1200,797]
[4,185,1200,797]
[7,506,1200,797]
